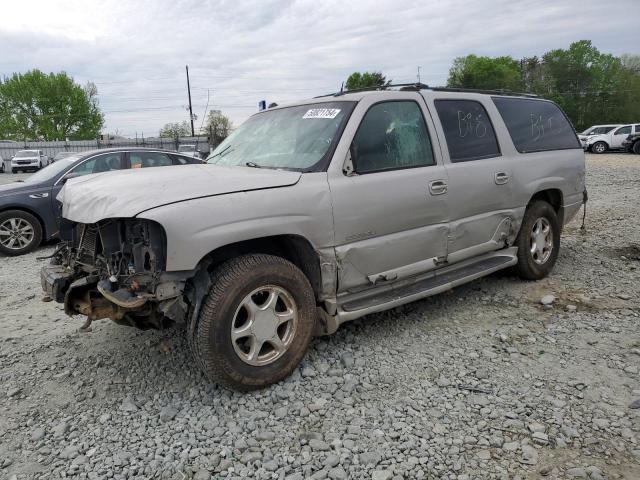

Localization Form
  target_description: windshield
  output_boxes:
[15,150,39,158]
[23,155,82,183]
[207,101,355,171]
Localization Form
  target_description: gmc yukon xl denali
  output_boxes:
[42,85,586,390]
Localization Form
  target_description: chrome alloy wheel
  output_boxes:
[231,285,298,366]
[0,218,35,250]
[530,217,553,265]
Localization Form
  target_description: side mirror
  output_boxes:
[60,172,81,184]
[343,143,358,176]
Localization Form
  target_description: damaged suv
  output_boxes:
[42,85,586,390]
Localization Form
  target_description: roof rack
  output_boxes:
[315,83,538,98]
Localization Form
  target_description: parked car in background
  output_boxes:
[53,151,77,162]
[581,124,640,153]
[177,144,202,159]
[0,148,203,256]
[622,132,640,154]
[42,87,586,390]
[11,150,49,172]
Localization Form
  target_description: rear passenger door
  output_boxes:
[427,96,515,264]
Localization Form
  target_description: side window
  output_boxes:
[130,152,173,169]
[493,97,581,153]
[70,153,122,177]
[635,125,640,133]
[615,126,631,135]
[352,101,434,174]
[434,99,500,162]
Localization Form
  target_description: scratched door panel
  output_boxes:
[331,166,450,292]
[429,97,516,263]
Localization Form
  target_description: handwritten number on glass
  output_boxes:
[457,110,487,138]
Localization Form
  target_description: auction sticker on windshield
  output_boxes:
[303,108,341,119]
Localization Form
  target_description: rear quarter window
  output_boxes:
[492,97,580,153]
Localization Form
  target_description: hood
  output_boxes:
[59,164,301,224]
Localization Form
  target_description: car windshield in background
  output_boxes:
[14,150,39,158]
[207,101,355,171]
[178,145,196,152]
[22,155,82,183]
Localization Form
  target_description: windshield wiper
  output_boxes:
[245,161,261,168]
[208,144,232,159]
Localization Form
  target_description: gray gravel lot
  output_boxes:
[0,154,639,480]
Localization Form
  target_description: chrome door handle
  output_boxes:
[494,172,510,185]
[429,180,448,195]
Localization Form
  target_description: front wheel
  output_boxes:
[633,141,640,155]
[591,141,607,154]
[0,210,43,256]
[194,254,316,390]
[514,201,560,280]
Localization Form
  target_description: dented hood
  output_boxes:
[58,164,301,224]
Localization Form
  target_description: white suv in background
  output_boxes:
[581,124,640,153]
[11,150,50,173]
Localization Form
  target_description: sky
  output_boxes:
[0,0,637,138]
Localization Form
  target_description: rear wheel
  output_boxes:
[514,201,560,280]
[633,141,640,155]
[0,210,42,256]
[591,141,607,154]
[194,254,316,390]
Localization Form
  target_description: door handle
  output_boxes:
[429,180,448,195]
[494,172,510,185]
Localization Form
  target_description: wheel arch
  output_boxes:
[527,188,564,226]
[195,234,324,303]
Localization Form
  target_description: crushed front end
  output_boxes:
[41,219,190,329]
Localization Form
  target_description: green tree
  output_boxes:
[532,40,640,130]
[0,70,103,140]
[345,71,390,91]
[447,55,523,91]
[205,110,233,145]
[159,120,192,138]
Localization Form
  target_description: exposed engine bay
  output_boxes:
[42,219,192,329]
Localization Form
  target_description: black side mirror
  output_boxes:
[344,143,358,176]
[60,172,81,184]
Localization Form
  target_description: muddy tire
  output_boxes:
[633,141,640,155]
[195,254,316,390]
[514,201,560,280]
[0,210,42,256]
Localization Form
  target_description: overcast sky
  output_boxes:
[1,0,637,137]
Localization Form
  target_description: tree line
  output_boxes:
[345,41,640,131]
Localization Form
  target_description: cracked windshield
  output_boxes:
[207,101,354,170]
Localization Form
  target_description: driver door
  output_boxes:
[611,125,631,149]
[51,152,125,226]
[329,97,450,292]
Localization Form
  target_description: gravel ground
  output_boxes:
[0,153,638,480]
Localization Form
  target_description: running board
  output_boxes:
[336,248,517,323]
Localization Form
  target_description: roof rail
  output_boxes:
[315,83,538,98]
[430,86,539,98]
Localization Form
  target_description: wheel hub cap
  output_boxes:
[231,286,298,366]
[0,218,34,250]
[530,217,553,265]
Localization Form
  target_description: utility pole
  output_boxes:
[186,65,195,137]
[417,66,421,84]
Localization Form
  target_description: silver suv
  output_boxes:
[42,85,586,390]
